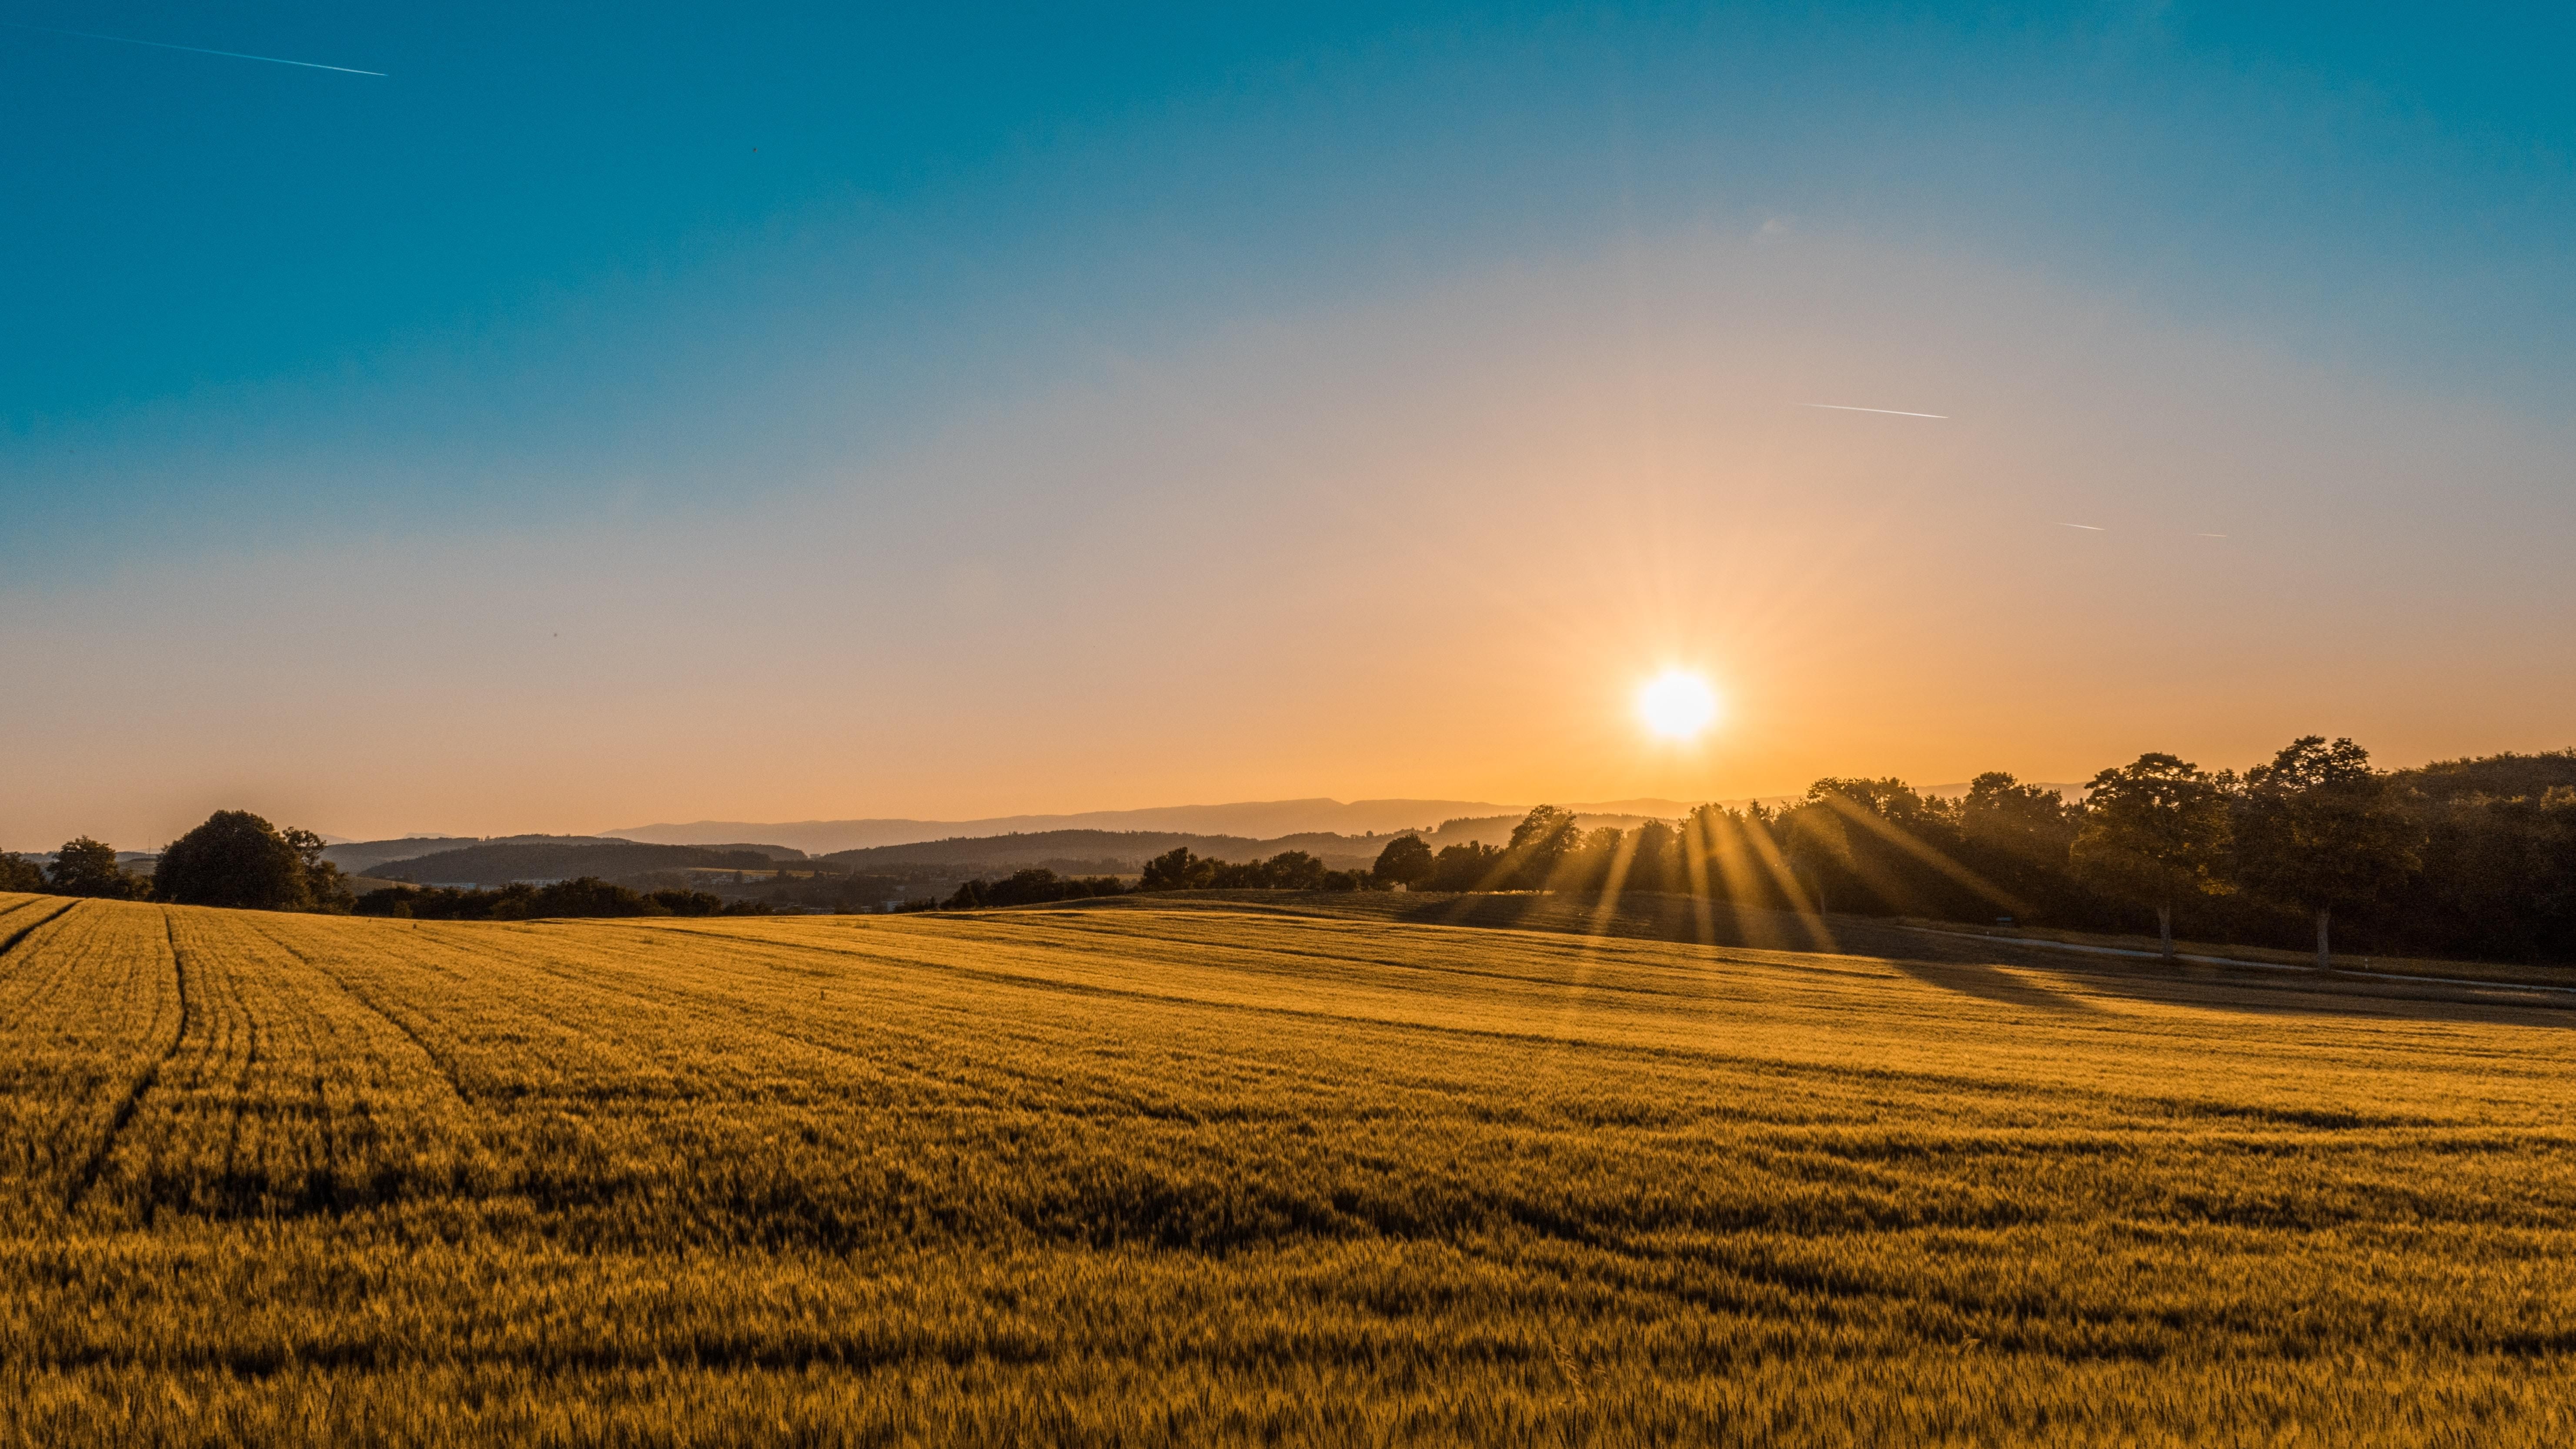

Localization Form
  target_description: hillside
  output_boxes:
[3,888,2573,1442]
[615,787,2095,858]
[320,834,536,874]
[821,828,1394,874]
[2396,749,2576,800]
[611,796,1721,854]
[365,838,796,885]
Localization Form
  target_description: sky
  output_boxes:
[3,2,2573,848]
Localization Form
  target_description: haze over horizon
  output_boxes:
[6,3,2573,848]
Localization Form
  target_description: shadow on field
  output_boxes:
[1885,958,2102,1014]
[1055,890,2576,1029]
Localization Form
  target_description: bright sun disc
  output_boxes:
[1637,669,1720,739]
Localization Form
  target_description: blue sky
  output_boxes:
[3,3,2573,842]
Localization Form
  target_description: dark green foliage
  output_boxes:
[1139,847,1208,891]
[2234,737,2423,964]
[47,837,149,899]
[0,851,51,893]
[1502,805,1580,889]
[1421,839,1504,892]
[2399,749,2576,802]
[1131,848,1370,895]
[942,869,1127,909]
[1370,833,1434,887]
[2400,788,2576,962]
[354,877,755,921]
[1955,771,2082,902]
[2071,755,2232,954]
[152,812,331,910]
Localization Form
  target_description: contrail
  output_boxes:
[2195,532,2228,538]
[2056,522,2104,531]
[1802,403,1949,419]
[1,20,385,75]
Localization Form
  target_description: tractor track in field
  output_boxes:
[64,911,192,1214]
[246,921,475,1107]
[0,898,79,968]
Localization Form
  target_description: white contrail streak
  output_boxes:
[2056,522,2105,531]
[2,21,385,75]
[1801,403,1949,419]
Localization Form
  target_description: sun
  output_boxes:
[1636,668,1721,740]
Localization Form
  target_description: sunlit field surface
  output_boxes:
[2,889,2573,1446]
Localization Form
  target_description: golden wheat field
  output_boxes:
[2,887,2574,1446]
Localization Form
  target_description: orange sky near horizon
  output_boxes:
[6,231,2572,849]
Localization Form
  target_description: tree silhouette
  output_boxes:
[1504,806,1580,890]
[1370,835,1433,889]
[2233,737,2421,969]
[1,851,49,893]
[154,811,314,910]
[47,837,144,898]
[2071,754,2230,962]
[1780,803,1851,915]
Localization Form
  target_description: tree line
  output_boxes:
[958,737,2571,968]
[0,810,767,922]
[1337,737,2565,968]
[1,811,352,911]
[352,878,767,921]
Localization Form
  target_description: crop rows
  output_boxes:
[0,890,2572,1444]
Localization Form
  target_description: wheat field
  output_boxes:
[1,887,2572,1446]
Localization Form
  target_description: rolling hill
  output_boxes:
[362,838,799,886]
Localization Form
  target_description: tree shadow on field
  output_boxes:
[1886,958,2103,1014]
[1078,889,2576,1029]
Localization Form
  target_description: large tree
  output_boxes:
[1370,834,1433,889]
[1778,802,1851,915]
[2232,736,2421,969]
[154,811,327,911]
[46,837,145,899]
[2071,754,2230,962]
[1956,772,2080,908]
[1138,846,1210,892]
[1503,806,1580,891]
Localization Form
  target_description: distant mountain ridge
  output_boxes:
[606,786,2096,856]
[609,798,1725,855]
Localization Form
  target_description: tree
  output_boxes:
[1504,806,1580,890]
[1370,834,1433,889]
[1263,851,1327,891]
[1956,772,2081,915]
[1139,847,1211,891]
[1778,803,1851,915]
[154,811,317,911]
[1626,819,1680,895]
[2233,736,2422,969]
[0,852,45,893]
[1421,840,1503,892]
[282,827,354,913]
[2070,754,2230,962]
[47,837,145,899]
